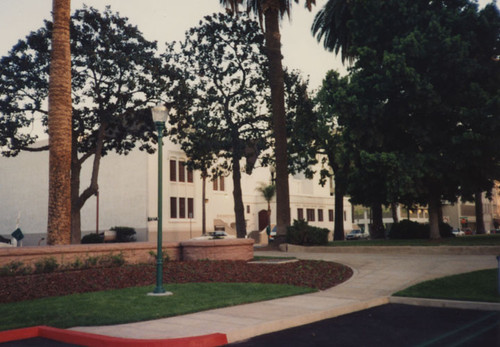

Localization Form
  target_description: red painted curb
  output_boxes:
[0,325,228,346]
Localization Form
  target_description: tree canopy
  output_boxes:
[0,6,180,242]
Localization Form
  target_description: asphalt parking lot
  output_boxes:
[228,304,500,347]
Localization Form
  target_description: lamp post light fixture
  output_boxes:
[149,103,172,296]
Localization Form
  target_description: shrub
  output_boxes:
[81,233,104,244]
[388,220,429,239]
[0,261,32,276]
[34,257,59,274]
[286,219,330,246]
[110,226,137,242]
[389,220,455,239]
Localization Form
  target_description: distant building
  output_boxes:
[0,139,352,244]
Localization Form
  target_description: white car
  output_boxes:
[452,229,465,236]
[346,229,369,240]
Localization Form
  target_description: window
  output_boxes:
[179,198,186,218]
[297,208,304,220]
[170,197,177,218]
[179,161,185,182]
[247,205,250,214]
[328,209,334,222]
[344,210,347,221]
[188,198,194,218]
[213,176,225,191]
[170,160,176,181]
[187,168,193,183]
[307,209,315,222]
[318,209,324,222]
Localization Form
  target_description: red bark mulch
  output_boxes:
[0,260,352,304]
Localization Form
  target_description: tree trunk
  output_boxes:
[475,189,486,234]
[47,0,72,245]
[264,4,290,243]
[232,154,247,238]
[333,177,345,241]
[391,203,399,223]
[370,203,385,239]
[70,136,81,244]
[428,195,441,239]
[202,172,207,236]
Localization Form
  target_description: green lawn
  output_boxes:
[394,268,499,303]
[0,282,315,332]
[329,234,500,247]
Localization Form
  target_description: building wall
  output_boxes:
[1,139,352,243]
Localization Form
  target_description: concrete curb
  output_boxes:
[280,244,500,255]
[389,296,500,311]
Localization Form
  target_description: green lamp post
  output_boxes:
[150,103,172,296]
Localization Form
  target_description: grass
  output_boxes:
[0,282,315,332]
[328,234,500,247]
[394,268,499,303]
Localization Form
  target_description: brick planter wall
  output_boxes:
[0,239,254,269]
[180,238,254,261]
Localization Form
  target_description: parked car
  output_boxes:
[346,229,369,240]
[452,229,465,237]
[463,228,473,235]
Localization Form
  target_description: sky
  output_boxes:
[1,0,496,91]
[0,0,348,91]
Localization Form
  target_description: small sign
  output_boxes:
[11,228,24,241]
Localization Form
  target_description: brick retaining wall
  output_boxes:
[0,239,254,269]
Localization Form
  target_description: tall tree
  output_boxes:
[330,0,500,239]
[220,0,316,243]
[169,12,270,238]
[0,6,178,242]
[47,0,72,245]
[311,0,354,64]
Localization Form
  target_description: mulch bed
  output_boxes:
[0,260,352,304]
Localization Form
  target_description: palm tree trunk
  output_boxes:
[475,189,486,234]
[47,0,72,245]
[264,3,290,242]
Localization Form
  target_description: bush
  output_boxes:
[81,233,104,244]
[389,220,455,239]
[0,261,32,276]
[286,219,330,246]
[388,220,429,239]
[34,257,59,274]
[110,226,137,243]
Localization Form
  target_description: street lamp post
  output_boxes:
[150,104,172,296]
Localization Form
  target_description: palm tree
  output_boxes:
[220,0,316,243]
[256,183,276,239]
[47,0,72,245]
[311,0,354,64]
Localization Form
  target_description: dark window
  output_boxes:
[328,209,334,222]
[219,176,225,191]
[247,205,250,214]
[179,162,185,182]
[170,197,177,218]
[213,178,218,191]
[179,197,186,218]
[297,208,304,221]
[187,168,193,183]
[307,209,315,222]
[318,209,324,222]
[188,198,194,218]
[170,160,176,182]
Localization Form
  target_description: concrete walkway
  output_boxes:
[70,248,499,344]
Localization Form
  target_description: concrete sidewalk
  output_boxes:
[70,249,499,344]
